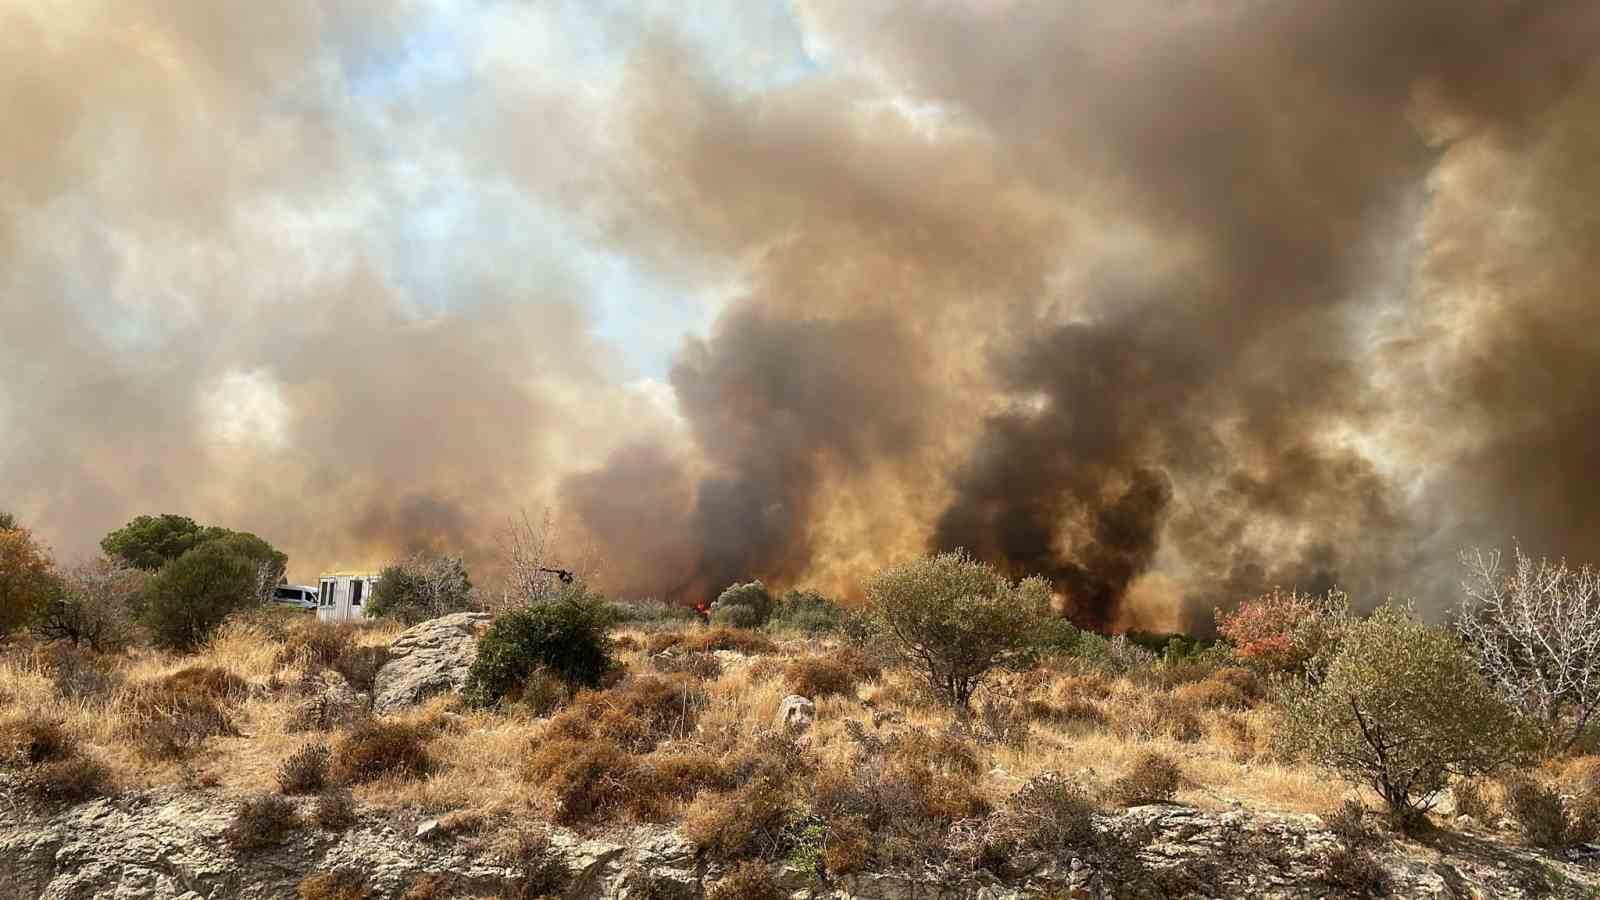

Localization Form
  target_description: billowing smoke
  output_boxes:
[8,1,1600,628]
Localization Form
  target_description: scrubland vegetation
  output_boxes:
[6,509,1600,894]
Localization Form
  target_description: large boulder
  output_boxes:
[371,612,491,715]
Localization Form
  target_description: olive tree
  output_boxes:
[140,542,262,651]
[1279,605,1529,819]
[1458,546,1600,755]
[865,550,1050,709]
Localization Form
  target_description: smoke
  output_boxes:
[8,1,1600,627]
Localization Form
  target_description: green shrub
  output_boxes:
[710,581,775,629]
[367,553,473,625]
[140,542,261,651]
[1278,605,1530,818]
[864,551,1050,708]
[769,589,844,635]
[464,591,614,707]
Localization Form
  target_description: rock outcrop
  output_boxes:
[775,695,817,734]
[370,612,490,715]
[3,776,1597,899]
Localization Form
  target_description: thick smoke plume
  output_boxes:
[8,1,1600,629]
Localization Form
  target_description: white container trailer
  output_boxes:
[317,570,381,623]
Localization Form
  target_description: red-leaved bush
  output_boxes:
[1216,588,1343,673]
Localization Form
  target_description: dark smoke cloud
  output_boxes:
[9,1,1600,628]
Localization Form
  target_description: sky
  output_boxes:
[7,1,1600,629]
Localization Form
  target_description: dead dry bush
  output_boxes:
[523,735,637,824]
[332,720,433,784]
[684,776,795,861]
[1106,752,1183,807]
[0,714,73,766]
[278,741,332,794]
[628,747,735,818]
[1502,773,1600,848]
[1055,672,1116,703]
[278,621,353,670]
[496,827,571,900]
[543,675,705,754]
[34,643,122,702]
[1320,801,1389,896]
[994,771,1100,853]
[972,696,1032,749]
[297,870,370,900]
[1109,692,1202,743]
[2,717,113,805]
[650,650,723,680]
[1452,777,1495,822]
[1214,713,1260,762]
[313,787,358,830]
[783,648,881,699]
[812,729,990,868]
[1172,667,1261,711]
[646,627,775,656]
[705,861,784,900]
[333,645,391,695]
[396,874,455,900]
[118,671,244,759]
[225,794,301,850]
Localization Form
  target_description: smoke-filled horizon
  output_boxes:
[7,1,1600,631]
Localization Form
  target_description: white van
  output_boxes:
[271,584,319,610]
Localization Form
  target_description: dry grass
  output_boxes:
[0,617,1352,837]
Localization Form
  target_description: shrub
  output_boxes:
[0,520,56,635]
[297,871,370,900]
[119,671,242,759]
[32,557,143,650]
[140,542,262,651]
[23,755,113,803]
[769,589,845,635]
[1216,587,1348,676]
[995,771,1099,852]
[603,599,701,628]
[277,620,353,669]
[463,593,614,707]
[820,817,872,876]
[864,551,1051,708]
[278,742,332,794]
[1502,774,1600,848]
[523,736,636,824]
[651,650,723,679]
[1106,752,1182,807]
[684,777,794,861]
[784,649,881,699]
[332,720,432,784]
[313,788,357,830]
[1324,799,1383,849]
[543,675,706,754]
[1459,546,1600,755]
[1453,778,1494,822]
[705,862,784,900]
[646,626,775,656]
[332,645,390,695]
[36,643,122,702]
[498,827,570,899]
[225,795,301,850]
[0,714,74,767]
[368,553,474,625]
[710,581,775,629]
[1277,605,1529,817]
[628,748,734,818]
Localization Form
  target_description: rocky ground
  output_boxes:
[4,776,1599,899]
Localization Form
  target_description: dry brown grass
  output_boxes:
[0,617,1353,838]
[297,870,370,900]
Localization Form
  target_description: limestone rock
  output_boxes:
[371,612,491,715]
[774,695,816,733]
